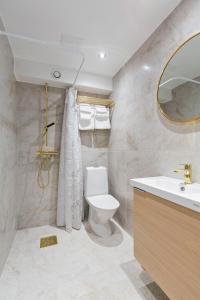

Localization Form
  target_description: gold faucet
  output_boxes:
[174,163,192,184]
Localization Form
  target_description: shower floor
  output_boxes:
[0,221,168,300]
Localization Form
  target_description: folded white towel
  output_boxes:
[79,104,94,130]
[95,105,107,113]
[80,104,93,113]
[94,105,110,129]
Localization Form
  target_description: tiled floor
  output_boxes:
[0,221,169,300]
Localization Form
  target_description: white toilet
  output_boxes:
[84,166,120,237]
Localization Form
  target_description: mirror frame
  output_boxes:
[157,32,200,124]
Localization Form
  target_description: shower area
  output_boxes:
[16,82,66,228]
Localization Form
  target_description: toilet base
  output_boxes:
[89,217,112,237]
[88,206,116,237]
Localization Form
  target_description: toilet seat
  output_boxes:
[86,194,120,210]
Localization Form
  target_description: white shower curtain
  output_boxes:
[57,88,83,232]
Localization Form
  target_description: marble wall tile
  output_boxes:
[81,130,109,170]
[0,18,17,274]
[15,83,65,229]
[15,83,109,229]
[109,0,200,235]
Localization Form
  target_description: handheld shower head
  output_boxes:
[47,122,55,128]
[42,122,55,139]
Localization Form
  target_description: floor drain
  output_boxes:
[40,235,58,248]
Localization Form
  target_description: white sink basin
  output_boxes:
[130,176,200,213]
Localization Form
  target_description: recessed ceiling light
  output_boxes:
[143,65,151,71]
[98,51,106,60]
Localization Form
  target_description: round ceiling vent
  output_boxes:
[52,70,62,79]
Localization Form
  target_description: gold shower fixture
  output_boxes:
[36,83,58,188]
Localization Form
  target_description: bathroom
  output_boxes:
[1,0,200,299]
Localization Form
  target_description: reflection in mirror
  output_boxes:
[158,33,200,123]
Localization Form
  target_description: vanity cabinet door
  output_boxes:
[133,188,200,300]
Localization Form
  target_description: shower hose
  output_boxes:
[37,158,50,189]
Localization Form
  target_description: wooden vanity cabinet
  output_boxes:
[133,188,200,300]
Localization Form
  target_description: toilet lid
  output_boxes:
[87,194,120,210]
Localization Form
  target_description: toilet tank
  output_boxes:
[84,167,108,197]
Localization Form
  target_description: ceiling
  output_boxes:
[0,0,182,89]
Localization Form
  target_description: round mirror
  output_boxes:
[157,33,200,123]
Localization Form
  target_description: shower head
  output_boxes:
[47,122,55,128]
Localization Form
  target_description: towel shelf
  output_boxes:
[77,95,114,108]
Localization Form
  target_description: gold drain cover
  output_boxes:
[40,235,58,248]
